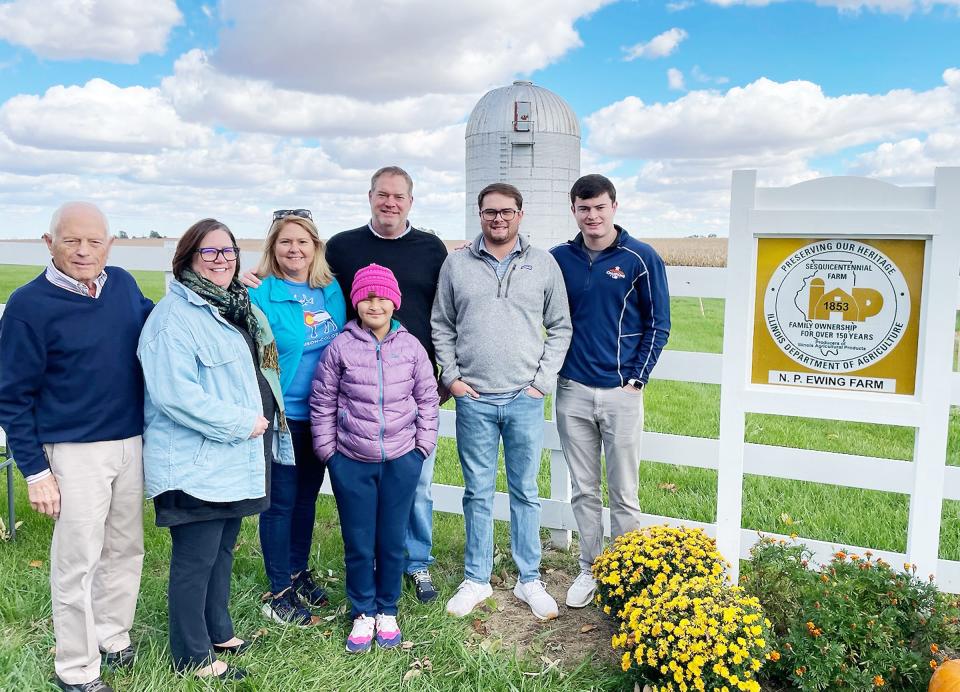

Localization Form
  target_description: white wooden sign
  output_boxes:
[717,168,960,583]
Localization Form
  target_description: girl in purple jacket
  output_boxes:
[309,263,439,653]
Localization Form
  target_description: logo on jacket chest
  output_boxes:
[605,266,626,280]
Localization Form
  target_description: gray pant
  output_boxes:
[555,377,644,574]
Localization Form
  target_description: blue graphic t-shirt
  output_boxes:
[284,280,339,420]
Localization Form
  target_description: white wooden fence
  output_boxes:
[2,229,960,591]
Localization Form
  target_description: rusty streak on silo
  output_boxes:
[465,81,581,248]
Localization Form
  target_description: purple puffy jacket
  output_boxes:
[310,320,439,463]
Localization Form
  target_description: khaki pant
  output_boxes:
[44,437,144,685]
[555,378,644,574]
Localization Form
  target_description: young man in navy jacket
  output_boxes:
[549,175,671,609]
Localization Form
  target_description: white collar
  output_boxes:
[368,221,412,240]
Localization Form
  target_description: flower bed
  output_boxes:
[593,527,960,691]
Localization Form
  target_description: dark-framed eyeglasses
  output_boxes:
[196,246,239,262]
[480,208,518,221]
[273,208,313,221]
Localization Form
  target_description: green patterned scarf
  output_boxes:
[180,269,284,428]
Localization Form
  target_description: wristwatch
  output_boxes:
[627,379,644,390]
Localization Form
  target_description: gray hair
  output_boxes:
[49,201,110,239]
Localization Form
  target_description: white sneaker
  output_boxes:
[565,571,597,608]
[513,579,559,620]
[445,580,493,617]
[345,614,375,654]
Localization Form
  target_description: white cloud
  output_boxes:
[162,50,477,137]
[0,90,469,240]
[622,28,689,61]
[0,129,469,239]
[211,0,614,99]
[667,0,696,10]
[324,125,467,171]
[0,0,182,63]
[581,69,960,236]
[668,68,687,91]
[706,0,960,13]
[852,129,960,182]
[691,65,729,85]
[586,76,959,161]
[0,79,211,153]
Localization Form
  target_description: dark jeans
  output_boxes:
[259,419,327,593]
[168,517,241,670]
[328,449,422,618]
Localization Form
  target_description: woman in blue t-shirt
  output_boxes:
[248,209,346,625]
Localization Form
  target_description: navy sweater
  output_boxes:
[0,268,153,477]
[550,227,671,387]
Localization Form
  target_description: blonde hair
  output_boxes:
[257,215,333,288]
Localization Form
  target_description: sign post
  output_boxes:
[717,169,960,582]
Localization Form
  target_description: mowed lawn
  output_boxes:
[1,264,959,690]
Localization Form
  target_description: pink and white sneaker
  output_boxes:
[375,613,402,648]
[345,614,375,653]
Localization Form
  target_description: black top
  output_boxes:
[325,225,447,366]
[154,319,273,527]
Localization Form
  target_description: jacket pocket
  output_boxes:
[197,344,239,367]
[193,437,211,465]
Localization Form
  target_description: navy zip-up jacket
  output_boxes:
[550,226,670,387]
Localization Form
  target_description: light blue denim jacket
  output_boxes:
[137,281,293,502]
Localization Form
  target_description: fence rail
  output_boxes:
[2,242,960,590]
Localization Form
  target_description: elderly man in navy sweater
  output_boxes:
[0,202,153,692]
[549,175,671,610]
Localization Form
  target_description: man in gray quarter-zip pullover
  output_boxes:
[432,182,571,622]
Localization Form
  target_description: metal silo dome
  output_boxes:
[465,81,581,248]
[466,81,581,138]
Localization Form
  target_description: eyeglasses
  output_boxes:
[480,208,519,221]
[273,209,313,221]
[196,246,239,262]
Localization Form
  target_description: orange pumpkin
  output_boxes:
[930,660,960,692]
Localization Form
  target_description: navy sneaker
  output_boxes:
[261,588,320,627]
[407,569,438,603]
[55,678,113,692]
[292,569,329,607]
[100,644,135,669]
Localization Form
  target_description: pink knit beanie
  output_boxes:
[350,263,402,310]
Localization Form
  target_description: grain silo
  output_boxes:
[465,81,580,248]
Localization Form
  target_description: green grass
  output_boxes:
[2,270,959,689]
[0,264,168,303]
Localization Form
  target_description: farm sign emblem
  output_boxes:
[753,237,923,395]
[764,240,910,373]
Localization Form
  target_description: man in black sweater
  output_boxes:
[325,166,448,603]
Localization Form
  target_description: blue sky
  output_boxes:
[0,0,957,239]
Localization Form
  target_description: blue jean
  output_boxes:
[455,392,545,584]
[259,419,326,593]
[404,447,436,574]
[328,449,423,618]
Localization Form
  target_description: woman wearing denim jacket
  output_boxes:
[138,219,292,681]
[247,210,346,625]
